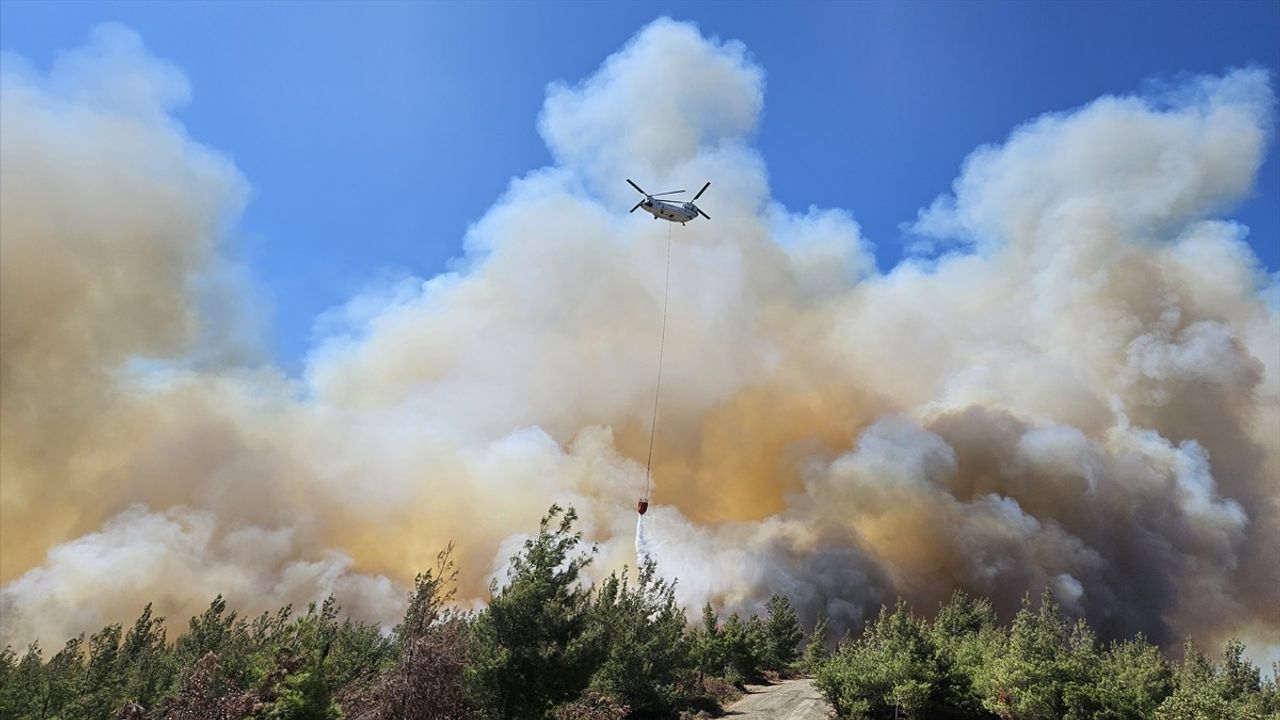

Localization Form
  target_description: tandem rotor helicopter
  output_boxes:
[627,178,711,225]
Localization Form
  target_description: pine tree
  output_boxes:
[929,590,1001,719]
[585,560,691,715]
[118,604,175,710]
[803,613,830,673]
[985,590,1070,720]
[763,594,805,671]
[465,505,599,719]
[815,600,940,719]
[71,623,124,719]
[0,643,44,718]
[44,635,87,717]
[1157,641,1227,720]
[1092,635,1172,719]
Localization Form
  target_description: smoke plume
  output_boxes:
[2,19,1277,660]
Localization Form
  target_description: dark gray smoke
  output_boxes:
[2,20,1276,668]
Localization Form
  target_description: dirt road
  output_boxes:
[723,678,830,719]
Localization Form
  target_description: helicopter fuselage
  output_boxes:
[639,198,700,224]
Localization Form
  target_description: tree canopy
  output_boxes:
[3,506,1275,720]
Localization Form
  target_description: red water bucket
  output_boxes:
[636,498,649,515]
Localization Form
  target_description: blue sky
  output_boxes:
[3,0,1278,368]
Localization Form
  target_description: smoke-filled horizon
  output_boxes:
[1,19,1277,665]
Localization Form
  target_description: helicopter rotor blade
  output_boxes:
[630,201,644,213]
[694,205,711,220]
[626,178,648,196]
[692,181,711,201]
[651,190,686,197]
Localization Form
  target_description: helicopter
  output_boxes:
[627,179,711,225]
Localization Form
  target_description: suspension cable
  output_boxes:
[644,223,673,500]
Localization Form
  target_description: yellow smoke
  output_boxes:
[1,19,1277,661]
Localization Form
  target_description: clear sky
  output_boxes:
[3,0,1277,368]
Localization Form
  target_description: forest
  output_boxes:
[1,505,1276,720]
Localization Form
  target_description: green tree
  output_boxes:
[816,595,1004,720]
[1058,619,1103,720]
[325,617,396,699]
[465,505,599,719]
[1261,663,1280,717]
[718,612,768,685]
[0,643,44,719]
[43,635,86,718]
[1156,639,1269,720]
[262,662,342,720]
[984,591,1074,720]
[763,594,805,671]
[928,592,1001,719]
[0,646,17,717]
[1090,635,1173,719]
[118,604,176,710]
[1157,642,1226,720]
[585,560,692,716]
[171,595,258,695]
[803,613,830,673]
[68,623,124,719]
[258,599,343,720]
[815,601,942,720]
[692,603,728,681]
[1218,639,1263,706]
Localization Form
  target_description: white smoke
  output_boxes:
[1,505,404,642]
[1,19,1277,660]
